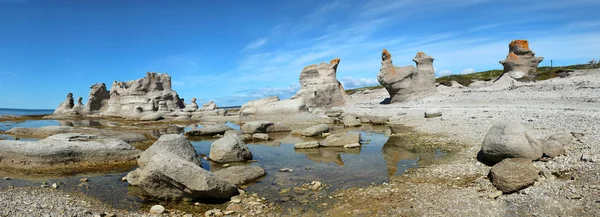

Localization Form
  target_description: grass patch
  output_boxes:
[345,85,384,95]
[344,61,600,93]
[436,62,600,86]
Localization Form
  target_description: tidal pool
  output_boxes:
[0,119,445,212]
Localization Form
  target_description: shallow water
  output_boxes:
[0,119,444,212]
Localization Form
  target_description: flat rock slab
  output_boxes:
[6,126,147,143]
[294,141,320,149]
[0,133,140,169]
[185,125,234,137]
[296,124,330,137]
[213,165,266,186]
[320,133,361,147]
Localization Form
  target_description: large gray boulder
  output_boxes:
[291,58,347,108]
[213,165,266,186]
[489,158,539,193]
[377,50,437,103]
[480,121,543,164]
[209,133,252,163]
[498,40,544,80]
[320,133,361,147]
[126,152,238,201]
[0,133,140,169]
[201,101,218,111]
[185,125,234,137]
[138,134,200,167]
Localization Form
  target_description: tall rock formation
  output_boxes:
[377,50,437,103]
[52,72,185,119]
[240,58,345,119]
[292,58,347,108]
[104,72,184,116]
[499,40,544,80]
[53,93,75,115]
[83,83,110,115]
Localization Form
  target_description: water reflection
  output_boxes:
[294,147,361,166]
[381,136,437,176]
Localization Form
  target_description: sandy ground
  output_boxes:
[324,69,600,216]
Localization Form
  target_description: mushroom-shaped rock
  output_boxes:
[184,98,199,112]
[377,50,437,103]
[499,40,544,80]
[291,58,347,108]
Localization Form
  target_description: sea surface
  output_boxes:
[0,108,54,116]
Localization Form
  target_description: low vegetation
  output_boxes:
[345,85,384,95]
[437,60,600,86]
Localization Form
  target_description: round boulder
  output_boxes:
[481,121,543,164]
[488,158,539,193]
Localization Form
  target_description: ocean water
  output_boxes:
[0,108,54,116]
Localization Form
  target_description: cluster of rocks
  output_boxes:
[126,133,268,201]
[52,72,225,121]
[478,121,576,193]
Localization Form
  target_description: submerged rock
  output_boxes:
[377,50,437,103]
[213,166,266,186]
[489,158,538,193]
[480,121,543,164]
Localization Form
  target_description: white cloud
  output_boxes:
[340,77,379,89]
[461,68,475,74]
[436,70,452,77]
[243,38,268,51]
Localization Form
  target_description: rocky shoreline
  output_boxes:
[0,40,598,216]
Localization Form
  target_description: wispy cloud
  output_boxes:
[242,38,268,51]
[340,76,379,89]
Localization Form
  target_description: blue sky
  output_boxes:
[0,0,599,109]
